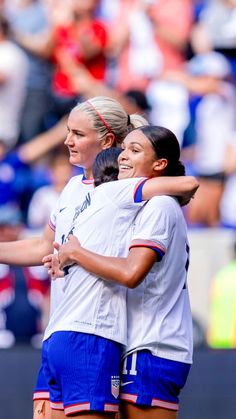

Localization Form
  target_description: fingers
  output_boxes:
[42,252,63,279]
[42,254,53,263]
[53,241,60,251]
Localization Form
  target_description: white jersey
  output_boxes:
[44,177,147,345]
[48,174,94,318]
[126,195,193,364]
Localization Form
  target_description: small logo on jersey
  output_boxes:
[59,207,67,213]
[111,376,120,399]
[120,380,134,387]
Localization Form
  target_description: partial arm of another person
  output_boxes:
[0,71,7,85]
[141,175,199,204]
[14,28,55,59]
[18,116,68,164]
[0,224,54,267]
[164,70,223,96]
[44,236,157,289]
[224,142,236,175]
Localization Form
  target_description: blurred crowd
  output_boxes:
[0,0,236,348]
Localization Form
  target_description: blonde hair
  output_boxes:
[75,96,149,144]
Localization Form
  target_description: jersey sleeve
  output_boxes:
[48,201,58,232]
[130,196,177,260]
[47,175,80,231]
[98,177,148,208]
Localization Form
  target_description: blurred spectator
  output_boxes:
[0,206,30,347]
[220,133,236,229]
[107,0,163,92]
[48,0,109,123]
[27,151,74,231]
[0,205,49,347]
[196,0,236,79]
[207,239,236,349]
[165,50,236,227]
[145,0,193,70]
[43,0,73,25]
[147,79,190,146]
[0,0,5,13]
[0,206,22,348]
[5,0,54,143]
[0,308,15,348]
[0,13,28,149]
[186,51,236,227]
[108,0,193,92]
[123,88,151,120]
[5,1,109,127]
[0,116,67,220]
[98,0,120,22]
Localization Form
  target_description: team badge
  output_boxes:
[111,376,120,399]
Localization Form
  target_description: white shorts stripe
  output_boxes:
[152,398,179,411]
[120,393,138,403]
[121,393,178,410]
[64,403,91,415]
[50,401,64,410]
[104,404,119,412]
[33,391,50,400]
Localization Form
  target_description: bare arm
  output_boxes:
[0,72,7,85]
[14,29,55,59]
[48,235,157,289]
[164,70,222,96]
[224,143,236,175]
[0,225,54,266]
[18,117,67,164]
[142,176,199,203]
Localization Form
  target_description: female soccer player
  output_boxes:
[0,95,148,419]
[44,126,197,418]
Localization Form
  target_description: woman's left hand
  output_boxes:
[42,252,64,279]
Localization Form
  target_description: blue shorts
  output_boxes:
[42,331,121,416]
[120,350,191,411]
[33,365,50,401]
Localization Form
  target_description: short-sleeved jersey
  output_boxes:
[126,195,193,364]
[44,177,147,345]
[48,174,94,318]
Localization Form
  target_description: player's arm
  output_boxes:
[142,176,199,204]
[224,143,236,175]
[14,28,55,59]
[18,116,67,164]
[0,71,8,85]
[0,224,54,267]
[49,235,157,289]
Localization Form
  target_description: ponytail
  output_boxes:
[165,160,185,177]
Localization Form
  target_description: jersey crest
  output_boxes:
[111,376,120,399]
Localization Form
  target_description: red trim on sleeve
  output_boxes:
[48,220,56,232]
[129,239,166,259]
